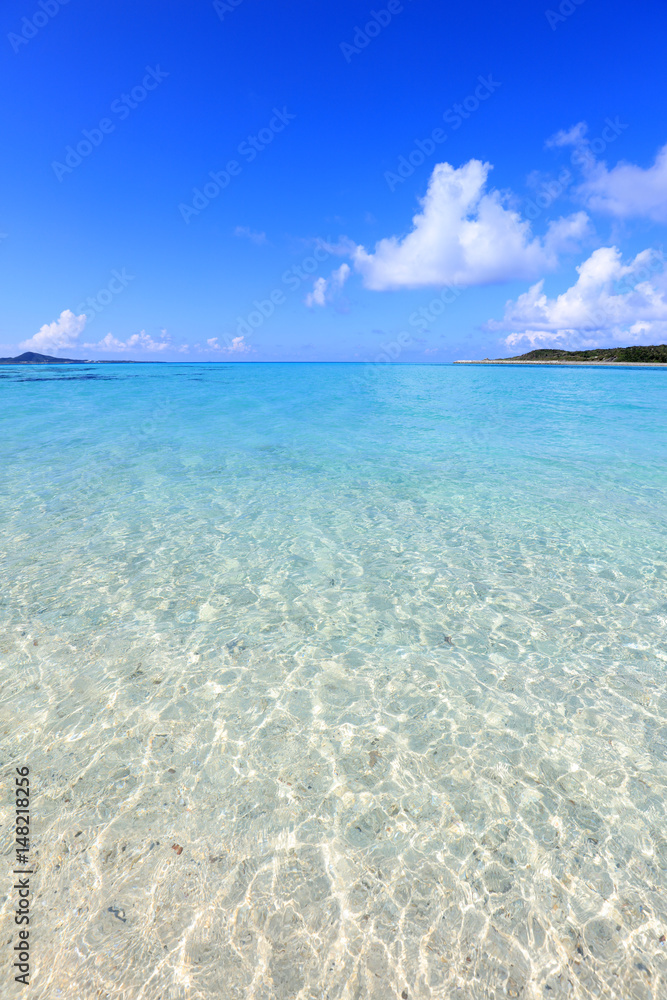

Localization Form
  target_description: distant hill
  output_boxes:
[503,344,667,363]
[0,351,134,364]
[456,344,667,365]
[0,351,90,364]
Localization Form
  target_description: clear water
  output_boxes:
[1,362,666,999]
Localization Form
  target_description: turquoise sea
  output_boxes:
[1,362,666,999]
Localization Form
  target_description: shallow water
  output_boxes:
[1,362,666,999]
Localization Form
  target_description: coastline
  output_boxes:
[454,359,667,367]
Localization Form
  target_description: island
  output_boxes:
[455,344,667,365]
[0,352,136,365]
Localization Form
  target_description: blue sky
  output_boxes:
[2,0,667,361]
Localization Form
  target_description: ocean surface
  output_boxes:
[1,361,666,1000]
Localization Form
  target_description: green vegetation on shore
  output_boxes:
[503,344,667,363]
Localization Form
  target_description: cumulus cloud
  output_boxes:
[20,309,87,353]
[305,263,351,306]
[547,124,667,223]
[206,335,253,353]
[85,329,174,352]
[22,314,188,356]
[576,143,667,223]
[486,246,667,350]
[350,160,588,290]
[234,226,267,245]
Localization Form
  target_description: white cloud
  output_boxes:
[542,212,591,255]
[486,246,667,350]
[305,277,327,308]
[305,263,351,307]
[22,316,188,356]
[85,330,174,352]
[234,226,267,245]
[576,143,667,223]
[545,121,588,149]
[20,309,87,353]
[350,160,588,290]
[206,335,253,354]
